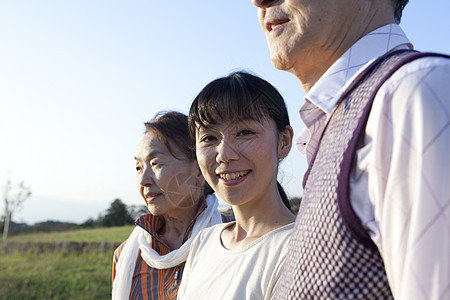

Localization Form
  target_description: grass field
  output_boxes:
[0,225,134,300]
[6,225,135,243]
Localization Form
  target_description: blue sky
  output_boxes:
[1,1,449,224]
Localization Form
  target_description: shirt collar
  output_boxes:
[304,24,412,115]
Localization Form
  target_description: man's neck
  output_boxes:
[292,18,396,92]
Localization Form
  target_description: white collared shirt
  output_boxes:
[298,24,450,299]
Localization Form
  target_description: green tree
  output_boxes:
[128,204,148,220]
[100,199,134,227]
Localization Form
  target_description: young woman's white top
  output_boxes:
[177,221,294,300]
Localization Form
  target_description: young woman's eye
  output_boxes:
[238,129,255,136]
[200,135,217,143]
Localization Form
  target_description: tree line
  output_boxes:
[80,199,147,228]
[2,194,302,238]
[1,199,147,238]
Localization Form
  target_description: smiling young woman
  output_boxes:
[177,71,296,300]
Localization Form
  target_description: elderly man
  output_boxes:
[252,0,450,299]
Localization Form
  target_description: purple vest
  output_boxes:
[275,50,450,299]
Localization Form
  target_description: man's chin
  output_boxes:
[270,52,292,71]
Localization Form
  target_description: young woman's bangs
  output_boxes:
[194,81,269,129]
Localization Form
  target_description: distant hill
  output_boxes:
[33,220,78,232]
[1,220,78,237]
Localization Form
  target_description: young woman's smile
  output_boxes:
[217,170,251,186]
[196,118,281,206]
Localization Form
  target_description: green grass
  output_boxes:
[0,251,112,300]
[6,225,134,243]
[0,225,135,300]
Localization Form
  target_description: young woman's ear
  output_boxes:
[278,125,293,159]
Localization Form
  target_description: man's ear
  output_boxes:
[278,125,293,159]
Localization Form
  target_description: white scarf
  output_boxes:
[112,194,223,299]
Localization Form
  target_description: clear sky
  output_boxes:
[1,1,449,224]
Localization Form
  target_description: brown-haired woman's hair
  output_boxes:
[144,111,195,161]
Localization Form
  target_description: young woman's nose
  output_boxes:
[216,140,239,164]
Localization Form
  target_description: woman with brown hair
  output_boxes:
[112,111,232,300]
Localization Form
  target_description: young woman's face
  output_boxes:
[195,118,290,207]
[135,131,203,217]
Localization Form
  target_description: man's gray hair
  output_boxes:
[394,0,409,23]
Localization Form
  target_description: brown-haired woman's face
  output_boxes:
[135,131,204,218]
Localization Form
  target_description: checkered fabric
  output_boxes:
[275,50,449,299]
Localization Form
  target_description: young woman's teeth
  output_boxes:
[220,171,249,180]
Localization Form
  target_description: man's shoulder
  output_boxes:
[382,52,450,93]
[398,52,450,74]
